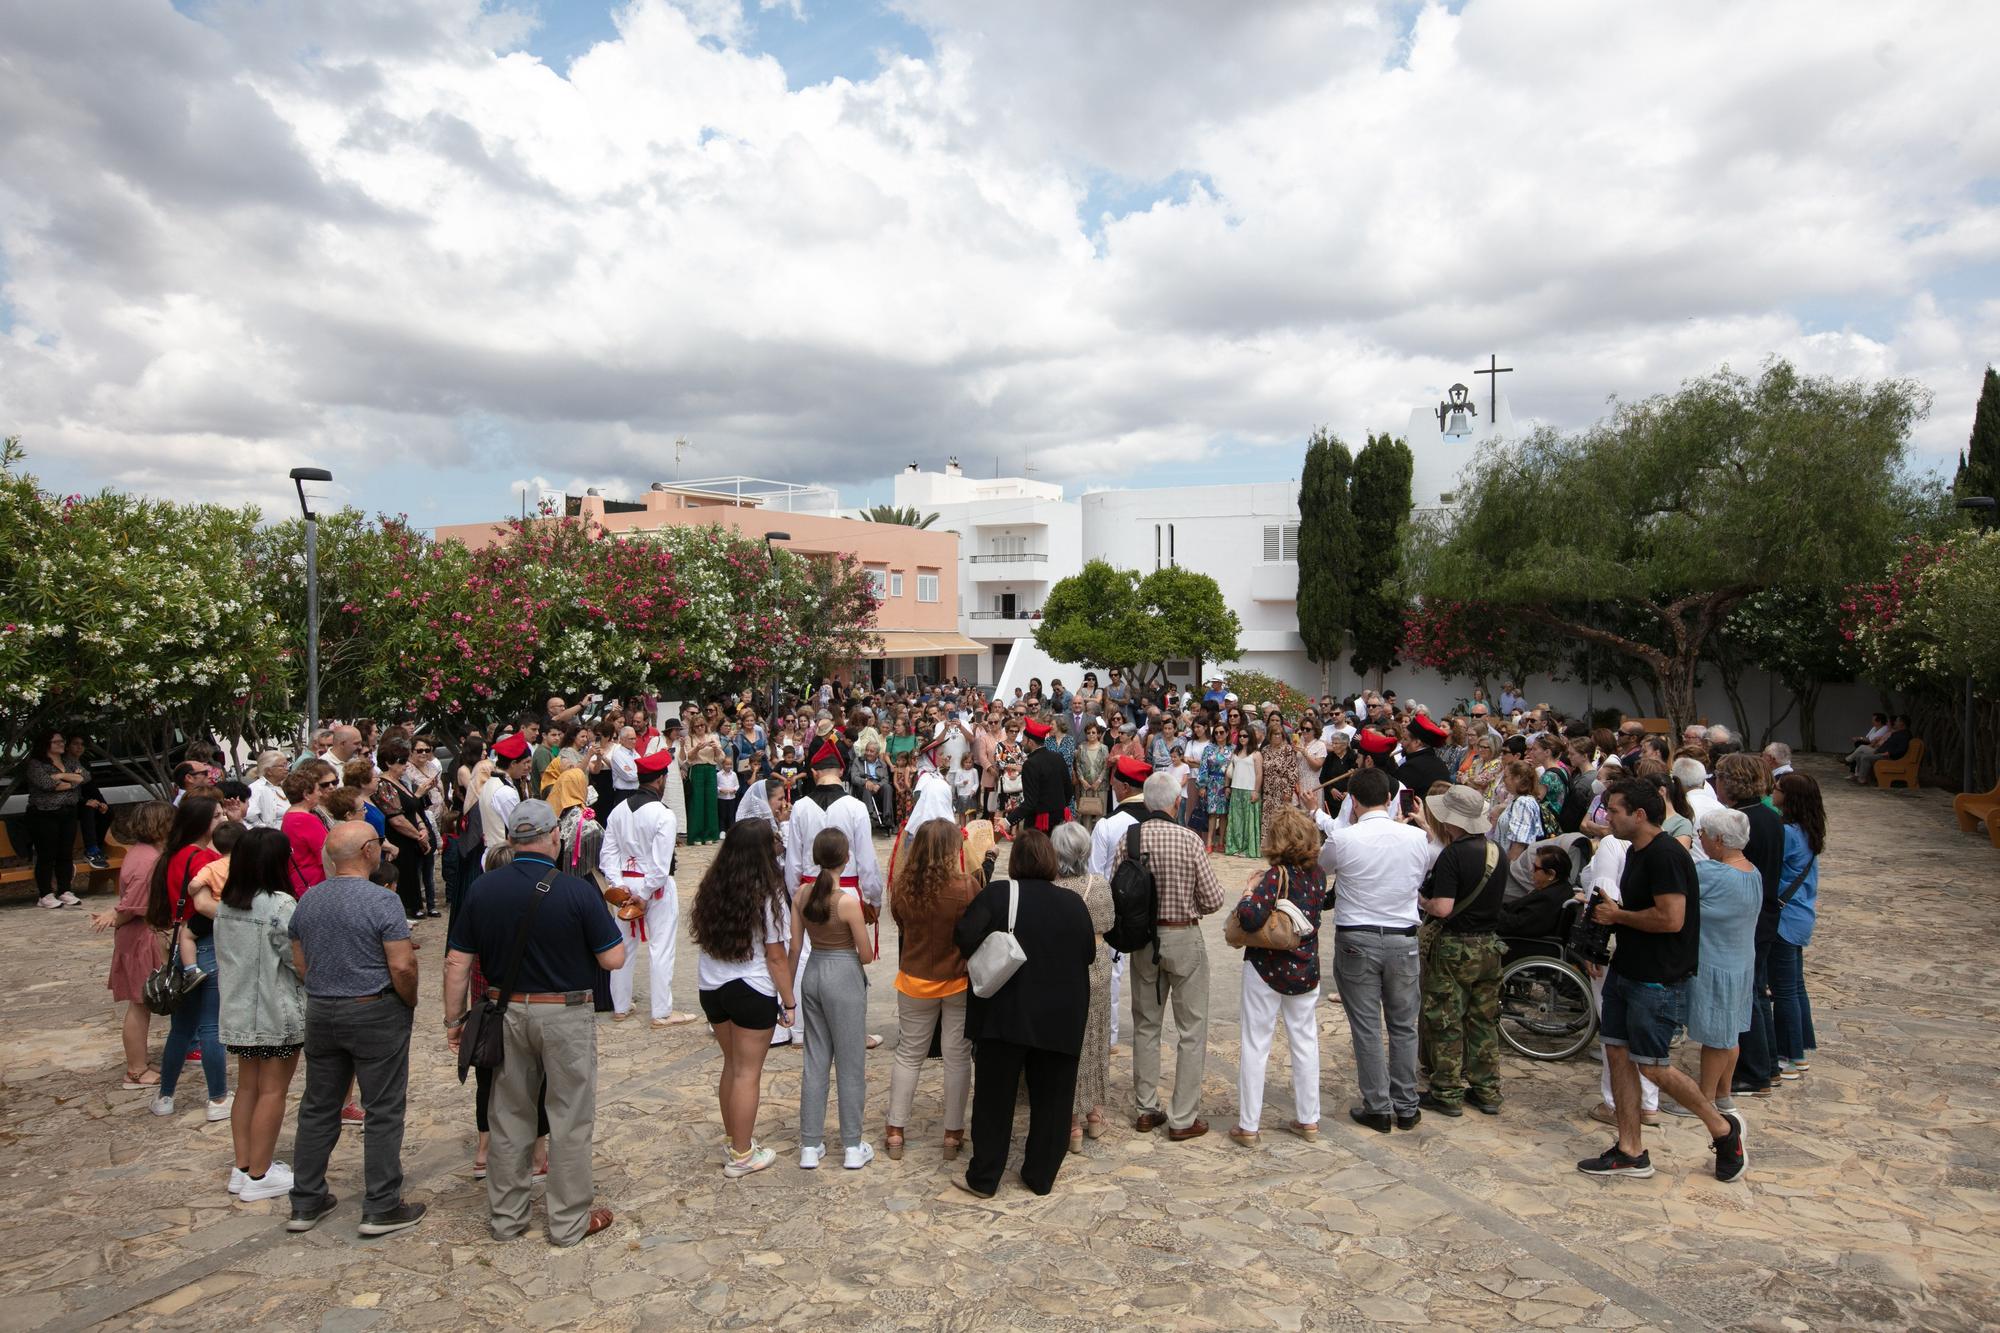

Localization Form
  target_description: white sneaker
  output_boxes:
[58,891,82,907]
[206,1095,234,1122]
[238,1162,294,1202]
[229,1167,247,1194]
[843,1142,875,1171]
[37,894,60,910]
[150,1095,175,1116]
[798,1143,825,1170]
[723,1144,776,1178]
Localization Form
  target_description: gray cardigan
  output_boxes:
[215,891,306,1047]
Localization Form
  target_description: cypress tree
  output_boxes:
[1348,432,1415,682]
[1296,428,1354,691]
[1959,365,2000,499]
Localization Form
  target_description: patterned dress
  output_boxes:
[1197,744,1231,814]
[1260,742,1302,811]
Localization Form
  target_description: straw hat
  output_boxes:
[1425,785,1492,835]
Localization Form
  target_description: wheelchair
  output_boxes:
[1494,840,1600,1061]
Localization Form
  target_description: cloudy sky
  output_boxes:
[3,0,1997,526]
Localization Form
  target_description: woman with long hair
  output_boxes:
[692,818,797,1178]
[1224,730,1262,857]
[885,819,979,1162]
[91,800,176,1089]
[148,796,231,1119]
[22,727,87,908]
[375,739,428,923]
[214,828,306,1201]
[1771,772,1824,1079]
[685,713,725,845]
[789,827,877,1170]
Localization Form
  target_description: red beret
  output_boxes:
[1355,728,1398,757]
[1113,755,1153,785]
[1022,718,1052,740]
[1411,714,1449,744]
[636,748,674,776]
[493,733,530,761]
[809,739,845,770]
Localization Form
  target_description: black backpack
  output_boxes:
[1556,773,1593,834]
[1103,821,1157,954]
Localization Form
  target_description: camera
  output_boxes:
[1568,888,1614,966]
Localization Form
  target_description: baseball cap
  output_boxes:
[507,798,558,839]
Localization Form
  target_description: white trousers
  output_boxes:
[1236,964,1321,1132]
[1108,952,1126,1047]
[608,885,679,1020]
[1591,968,1658,1110]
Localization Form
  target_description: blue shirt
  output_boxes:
[448,853,621,994]
[288,875,412,998]
[1777,823,1819,947]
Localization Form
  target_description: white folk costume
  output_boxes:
[777,741,884,1050]
[1088,755,1154,1048]
[598,749,683,1021]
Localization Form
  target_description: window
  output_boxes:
[1262,522,1299,562]
[890,572,904,598]
[917,573,940,602]
[865,568,889,598]
[993,535,1027,557]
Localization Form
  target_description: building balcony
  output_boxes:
[1250,562,1298,603]
[968,552,1049,564]
[965,612,1043,640]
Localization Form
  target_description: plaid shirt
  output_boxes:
[1112,815,1224,921]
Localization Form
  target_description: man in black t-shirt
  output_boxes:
[1576,781,1746,1185]
[1417,786,1507,1117]
[444,799,625,1246]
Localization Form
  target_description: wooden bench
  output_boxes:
[0,823,127,894]
[1955,777,2000,850]
[1874,739,1926,789]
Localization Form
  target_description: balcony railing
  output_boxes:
[969,552,1048,563]
[968,611,1042,620]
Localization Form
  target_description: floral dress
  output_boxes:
[1260,743,1301,811]
[1197,744,1231,815]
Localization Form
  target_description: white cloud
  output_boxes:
[2,0,1997,521]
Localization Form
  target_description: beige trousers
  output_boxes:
[489,1003,598,1245]
[1130,923,1210,1131]
[887,989,971,1130]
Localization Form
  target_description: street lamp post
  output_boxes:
[1955,496,1996,793]
[290,467,333,745]
[763,531,791,720]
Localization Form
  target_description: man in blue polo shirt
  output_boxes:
[445,799,624,1246]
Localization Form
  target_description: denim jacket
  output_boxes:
[215,891,307,1046]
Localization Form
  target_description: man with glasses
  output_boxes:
[1468,704,1498,743]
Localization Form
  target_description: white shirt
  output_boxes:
[600,793,677,895]
[246,778,288,830]
[697,897,791,998]
[1585,835,1629,900]
[783,785,884,908]
[949,766,979,800]
[608,745,639,791]
[1317,808,1439,929]
[415,758,445,817]
[478,775,519,851]
[1684,786,1722,862]
[1088,800,1144,879]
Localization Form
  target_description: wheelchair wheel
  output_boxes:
[1498,955,1596,1060]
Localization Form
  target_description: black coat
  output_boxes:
[1017,744,1072,825]
[953,878,1095,1055]
[1395,745,1452,797]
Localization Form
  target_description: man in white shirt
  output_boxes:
[1317,767,1440,1132]
[1761,743,1793,779]
[598,748,692,1026]
[480,733,532,858]
[1087,757,1153,1048]
[608,726,640,803]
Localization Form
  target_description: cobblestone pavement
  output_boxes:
[2,758,1996,1331]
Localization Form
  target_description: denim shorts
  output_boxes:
[1598,973,1687,1066]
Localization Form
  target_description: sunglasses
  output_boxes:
[316,779,339,790]
[413,746,433,753]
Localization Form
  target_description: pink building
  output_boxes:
[434,482,979,687]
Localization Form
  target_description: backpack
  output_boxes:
[1103,821,1158,954]
[1556,775,1594,834]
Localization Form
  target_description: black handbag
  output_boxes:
[456,864,555,1084]
[142,919,191,1016]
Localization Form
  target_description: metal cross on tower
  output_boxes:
[1473,353,1513,423]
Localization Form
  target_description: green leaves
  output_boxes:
[1349,432,1414,678]
[1034,559,1241,680]
[1297,427,1353,669]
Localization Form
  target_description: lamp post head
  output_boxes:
[290,466,333,520]
[764,530,791,544]
[1958,495,1997,529]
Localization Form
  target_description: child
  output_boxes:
[1168,745,1193,826]
[997,753,1023,821]
[891,751,917,825]
[179,820,248,976]
[950,753,981,827]
[788,828,876,1170]
[716,760,741,829]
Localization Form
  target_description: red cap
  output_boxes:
[1113,755,1153,785]
[636,748,674,776]
[809,739,845,770]
[493,733,530,761]
[1410,714,1449,744]
[1022,718,1052,740]
[1355,728,1398,757]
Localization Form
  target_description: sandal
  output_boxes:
[1288,1121,1320,1142]
[583,1206,614,1238]
[1084,1111,1106,1140]
[1229,1127,1261,1146]
[942,1130,964,1160]
[884,1127,905,1161]
[121,1069,161,1091]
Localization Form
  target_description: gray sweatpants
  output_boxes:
[799,948,868,1150]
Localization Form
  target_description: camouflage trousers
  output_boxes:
[1420,932,1503,1107]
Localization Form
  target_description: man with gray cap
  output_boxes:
[445,799,626,1245]
[1417,786,1507,1118]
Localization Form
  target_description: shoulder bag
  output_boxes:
[1417,840,1501,967]
[1224,867,1309,952]
[966,879,1028,998]
[457,863,557,1084]
[1776,856,1816,908]
[142,915,192,1016]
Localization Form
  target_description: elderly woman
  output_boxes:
[1051,822,1115,1151]
[1230,806,1328,1145]
[1677,807,1762,1117]
[244,751,292,829]
[1460,732,1504,796]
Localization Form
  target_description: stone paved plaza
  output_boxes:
[2,758,1996,1332]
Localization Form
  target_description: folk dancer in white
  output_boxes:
[598,748,695,1026]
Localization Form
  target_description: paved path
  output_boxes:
[1,758,1995,1330]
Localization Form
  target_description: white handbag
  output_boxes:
[967,880,1028,998]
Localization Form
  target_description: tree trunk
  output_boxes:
[1797,682,1822,752]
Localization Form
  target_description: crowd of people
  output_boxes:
[27,671,1844,1239]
